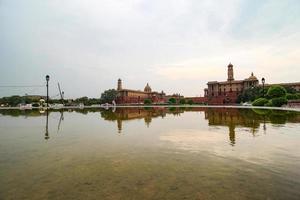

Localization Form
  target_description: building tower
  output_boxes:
[117,78,122,90]
[227,63,234,81]
[144,83,152,93]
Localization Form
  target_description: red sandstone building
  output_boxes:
[204,63,300,105]
[204,63,259,104]
[115,79,167,104]
[116,63,300,105]
[115,79,183,104]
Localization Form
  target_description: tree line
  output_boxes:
[0,89,119,107]
[237,85,300,107]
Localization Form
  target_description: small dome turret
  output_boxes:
[248,72,258,80]
[144,83,152,92]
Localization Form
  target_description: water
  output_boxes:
[0,107,300,200]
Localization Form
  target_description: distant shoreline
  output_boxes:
[0,105,299,112]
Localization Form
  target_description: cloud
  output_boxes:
[0,0,299,97]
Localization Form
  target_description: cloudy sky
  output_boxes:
[0,0,299,98]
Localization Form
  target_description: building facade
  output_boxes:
[205,63,259,104]
[204,63,300,105]
[115,79,166,104]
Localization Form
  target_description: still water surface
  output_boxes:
[0,107,300,200]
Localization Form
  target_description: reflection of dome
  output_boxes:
[144,83,152,92]
[228,63,233,67]
[248,72,258,80]
[144,116,152,127]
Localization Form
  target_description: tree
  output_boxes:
[144,99,152,104]
[187,100,194,105]
[75,96,89,105]
[283,86,297,94]
[179,99,186,104]
[267,85,287,98]
[271,97,287,107]
[237,87,262,103]
[286,93,300,100]
[168,98,176,104]
[100,89,118,103]
[252,98,269,106]
[1,95,23,106]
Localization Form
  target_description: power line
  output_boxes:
[0,85,44,88]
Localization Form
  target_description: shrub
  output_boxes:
[286,93,299,100]
[252,108,271,115]
[187,100,194,105]
[271,97,287,107]
[144,99,152,105]
[265,101,273,107]
[100,89,118,103]
[267,85,287,98]
[179,99,186,104]
[168,98,176,104]
[283,86,297,94]
[252,98,269,106]
[237,86,262,103]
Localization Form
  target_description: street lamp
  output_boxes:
[262,77,265,97]
[46,75,50,108]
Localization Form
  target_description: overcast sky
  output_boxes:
[0,0,299,98]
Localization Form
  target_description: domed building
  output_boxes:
[205,63,259,104]
[116,79,166,104]
[144,83,152,93]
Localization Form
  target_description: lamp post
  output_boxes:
[46,75,50,108]
[262,77,265,97]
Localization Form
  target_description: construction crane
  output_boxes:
[57,83,64,105]
[57,82,64,133]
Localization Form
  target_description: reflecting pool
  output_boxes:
[0,107,300,199]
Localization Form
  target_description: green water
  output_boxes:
[0,107,300,200]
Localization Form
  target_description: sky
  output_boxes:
[0,0,299,98]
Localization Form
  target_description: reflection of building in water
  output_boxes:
[204,108,260,145]
[101,107,184,133]
[117,119,122,134]
[4,107,292,140]
[100,107,300,137]
[144,116,152,127]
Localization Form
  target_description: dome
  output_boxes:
[144,83,152,92]
[248,72,258,80]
